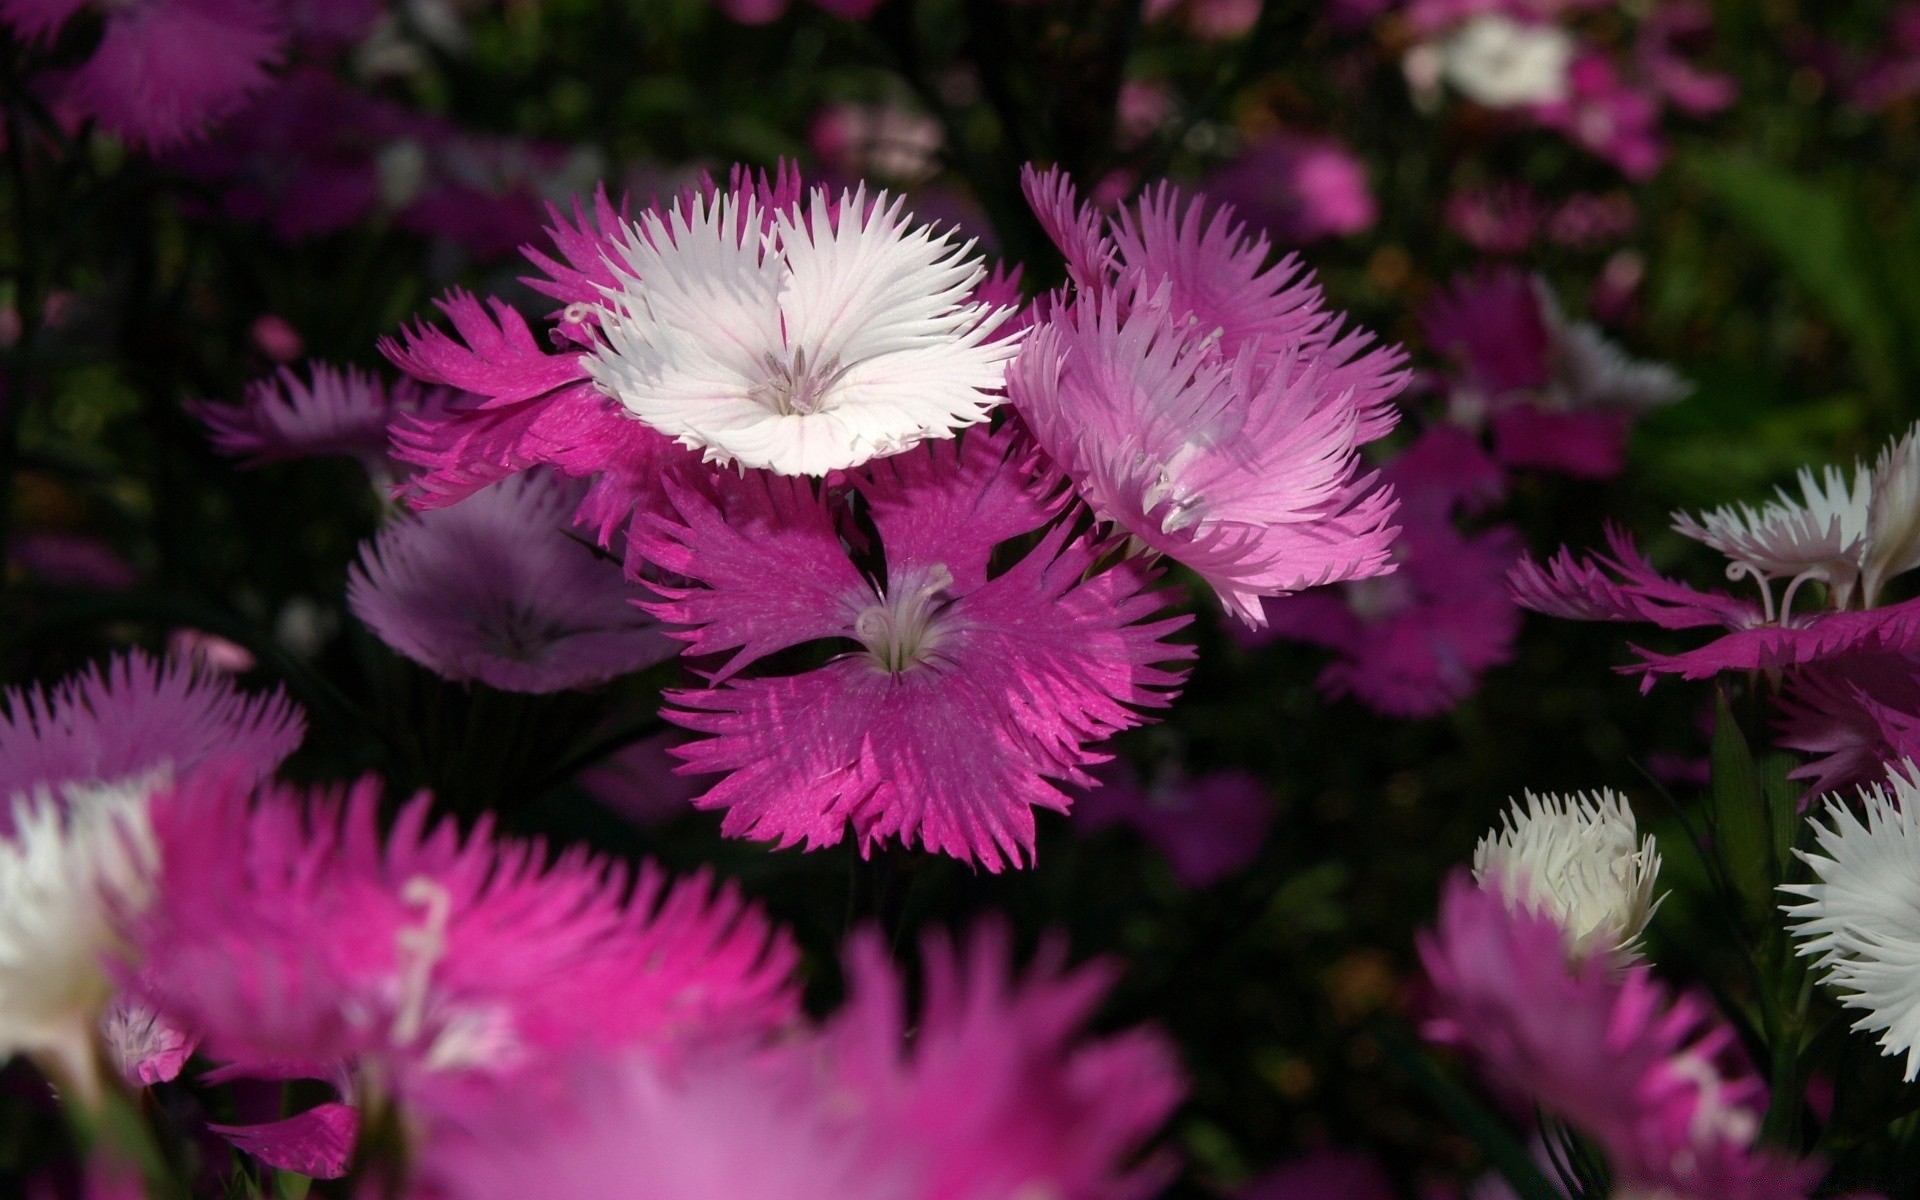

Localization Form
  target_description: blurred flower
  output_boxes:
[1240,1150,1394,1200]
[1421,873,1820,1199]
[1785,764,1920,1081]
[635,427,1192,871]
[1774,655,1920,799]
[1534,51,1665,178]
[1635,0,1736,117]
[584,183,1017,476]
[100,996,197,1087]
[0,651,302,812]
[1436,15,1574,108]
[714,0,885,22]
[1472,789,1662,959]
[1849,5,1920,110]
[1546,191,1636,248]
[190,361,449,474]
[1144,0,1260,40]
[1073,759,1273,887]
[1443,183,1544,254]
[208,1103,358,1179]
[576,730,704,828]
[249,314,305,363]
[809,102,943,184]
[0,787,157,1104]
[1114,81,1175,151]
[9,533,138,590]
[1016,168,1405,628]
[132,772,801,1122]
[0,0,286,148]
[1203,134,1379,243]
[165,630,257,675]
[1252,426,1522,717]
[348,472,676,693]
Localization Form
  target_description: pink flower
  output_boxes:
[1420,874,1822,1199]
[1850,5,1920,110]
[1073,759,1273,887]
[100,996,197,1086]
[347,472,677,694]
[1635,0,1736,118]
[577,730,705,828]
[189,361,450,473]
[1,0,286,148]
[1252,427,1522,717]
[1203,135,1379,244]
[0,651,302,813]
[249,314,304,363]
[1533,52,1666,180]
[1773,655,1920,799]
[1014,168,1405,628]
[1443,183,1545,255]
[131,771,800,1115]
[1424,268,1553,404]
[636,426,1193,871]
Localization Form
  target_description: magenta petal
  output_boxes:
[1492,407,1633,480]
[210,1103,359,1179]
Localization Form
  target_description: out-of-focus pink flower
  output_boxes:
[1774,655,1920,800]
[1145,0,1260,39]
[1547,191,1637,248]
[132,772,801,1122]
[1072,759,1273,887]
[1850,5,1920,110]
[1533,52,1666,180]
[636,426,1192,871]
[1635,0,1736,117]
[209,1102,358,1180]
[1443,183,1544,255]
[809,102,943,183]
[1203,135,1378,244]
[9,533,138,590]
[1240,1150,1395,1200]
[348,472,677,694]
[1017,168,1404,628]
[1115,81,1175,151]
[250,315,304,364]
[1253,429,1522,717]
[1420,873,1822,1200]
[1491,406,1636,479]
[1326,0,1396,33]
[577,730,704,828]
[1424,268,1553,405]
[190,361,450,473]
[1,0,287,148]
[165,630,257,675]
[0,651,302,811]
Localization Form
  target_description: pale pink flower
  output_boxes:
[0,651,302,813]
[1,0,286,148]
[347,472,677,693]
[131,771,801,1119]
[636,425,1192,871]
[1014,169,1405,627]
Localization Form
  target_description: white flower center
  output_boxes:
[853,564,956,675]
[748,346,850,418]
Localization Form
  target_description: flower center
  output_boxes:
[749,346,848,417]
[854,564,956,675]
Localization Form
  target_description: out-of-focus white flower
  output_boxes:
[1439,15,1574,109]
[1472,789,1662,959]
[1783,761,1920,1080]
[0,781,158,1102]
[587,185,1020,476]
[1537,279,1690,414]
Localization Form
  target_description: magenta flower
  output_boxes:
[347,471,677,694]
[132,770,801,1114]
[1634,0,1737,118]
[1443,183,1545,254]
[1072,759,1273,887]
[189,361,450,473]
[209,1103,358,1180]
[0,651,302,812]
[1420,874,1822,1200]
[1014,168,1405,627]
[1534,52,1667,179]
[1252,428,1522,717]
[1202,134,1379,244]
[636,426,1192,871]
[1773,655,1920,799]
[576,730,704,828]
[0,0,286,148]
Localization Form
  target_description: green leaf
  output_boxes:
[273,1172,312,1200]
[1710,690,1773,928]
[1378,1029,1564,1200]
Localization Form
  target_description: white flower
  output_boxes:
[1782,762,1920,1080]
[0,782,157,1100]
[1536,279,1691,414]
[1439,15,1574,109]
[1864,422,1920,606]
[585,184,1020,476]
[1472,789,1662,959]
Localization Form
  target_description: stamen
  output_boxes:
[1778,566,1831,626]
[749,346,850,417]
[854,564,956,675]
[1723,561,1776,624]
[392,876,453,1047]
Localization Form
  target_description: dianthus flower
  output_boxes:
[0,651,303,813]
[1784,764,1920,1081]
[1072,758,1273,887]
[1014,167,1405,628]
[130,770,800,1122]
[1202,134,1379,244]
[0,0,286,148]
[635,425,1192,871]
[1253,427,1521,716]
[1513,425,1920,684]
[1472,789,1662,959]
[190,361,451,475]
[1423,267,1688,478]
[1773,655,1920,799]
[426,924,1181,1200]
[347,471,676,693]
[1421,874,1821,1199]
